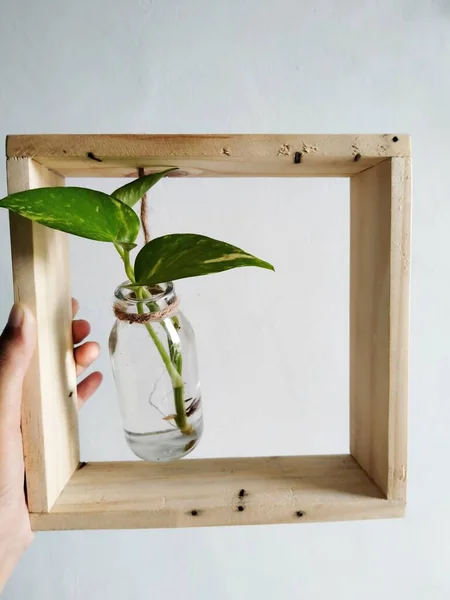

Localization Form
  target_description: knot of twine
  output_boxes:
[113,168,178,324]
[113,296,179,323]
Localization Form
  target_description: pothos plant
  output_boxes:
[0,169,274,437]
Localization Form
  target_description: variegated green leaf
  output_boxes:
[134,233,274,285]
[112,168,177,207]
[0,187,140,243]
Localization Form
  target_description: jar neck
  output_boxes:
[114,281,178,319]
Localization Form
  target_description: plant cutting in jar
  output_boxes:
[0,169,274,461]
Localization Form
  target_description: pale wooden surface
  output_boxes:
[7,158,79,512]
[386,157,411,501]
[350,158,410,502]
[4,135,410,528]
[30,455,404,531]
[6,134,410,178]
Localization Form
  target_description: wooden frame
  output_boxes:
[5,134,411,530]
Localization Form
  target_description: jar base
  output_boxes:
[124,419,203,462]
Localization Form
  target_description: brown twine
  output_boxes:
[113,296,179,323]
[138,167,150,244]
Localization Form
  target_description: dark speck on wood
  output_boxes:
[86,152,102,162]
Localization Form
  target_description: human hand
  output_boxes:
[0,300,102,592]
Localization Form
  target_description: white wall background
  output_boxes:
[0,0,449,597]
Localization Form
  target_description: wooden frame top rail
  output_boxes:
[6,134,411,178]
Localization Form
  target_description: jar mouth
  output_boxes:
[114,281,174,304]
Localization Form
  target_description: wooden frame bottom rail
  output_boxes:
[31,455,404,530]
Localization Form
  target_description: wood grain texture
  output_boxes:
[30,455,404,531]
[7,158,79,512]
[350,158,410,502]
[387,158,411,501]
[6,134,410,178]
[4,135,410,529]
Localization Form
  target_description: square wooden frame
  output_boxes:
[5,134,411,530]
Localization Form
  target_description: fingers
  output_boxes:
[0,305,36,426]
[72,319,91,345]
[71,298,103,408]
[74,342,100,377]
[77,371,103,409]
[0,300,102,430]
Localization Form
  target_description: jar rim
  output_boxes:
[114,281,174,304]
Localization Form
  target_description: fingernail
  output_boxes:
[8,304,24,328]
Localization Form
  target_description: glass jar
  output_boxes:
[109,281,203,462]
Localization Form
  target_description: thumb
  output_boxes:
[0,304,36,425]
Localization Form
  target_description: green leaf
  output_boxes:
[0,187,140,243]
[134,233,274,285]
[112,168,177,207]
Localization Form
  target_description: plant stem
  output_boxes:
[114,244,191,435]
[114,243,135,282]
[165,318,192,435]
[173,351,189,432]
[135,288,184,388]
[123,251,135,283]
